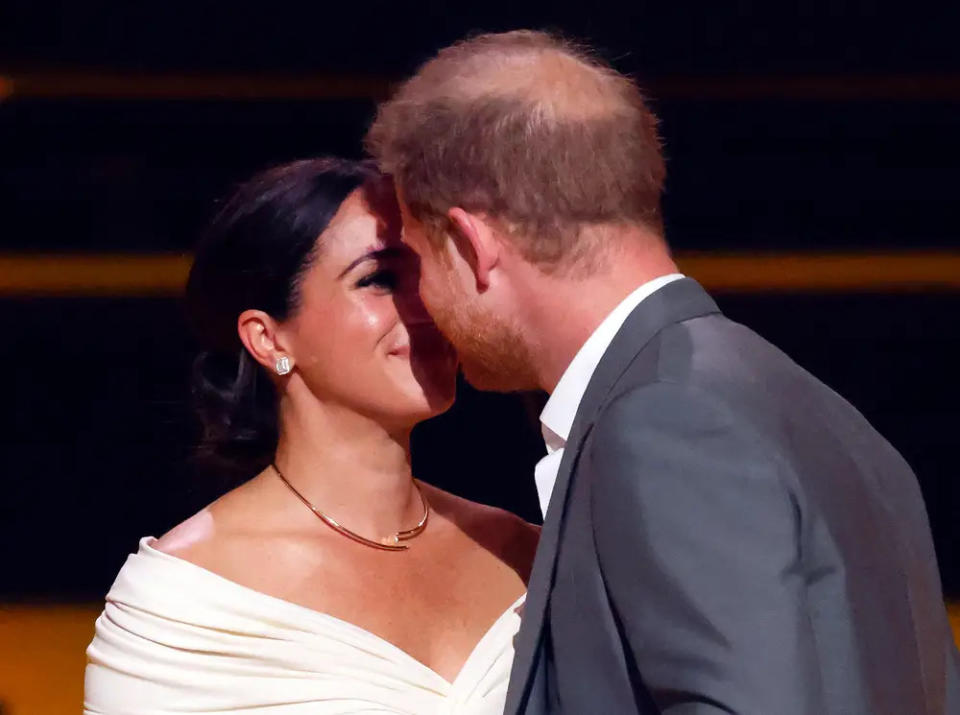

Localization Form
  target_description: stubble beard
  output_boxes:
[427,291,540,393]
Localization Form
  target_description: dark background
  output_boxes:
[1,1,958,600]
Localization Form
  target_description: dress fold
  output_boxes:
[85,537,523,715]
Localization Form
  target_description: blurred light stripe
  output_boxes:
[0,253,192,297]
[677,251,960,293]
[4,71,960,101]
[0,71,393,101]
[2,251,960,297]
[951,603,960,649]
[651,74,960,100]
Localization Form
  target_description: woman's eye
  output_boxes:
[356,269,398,291]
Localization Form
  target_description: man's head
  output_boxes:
[366,30,668,390]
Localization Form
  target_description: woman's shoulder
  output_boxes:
[153,507,218,559]
[153,472,276,571]
[421,481,539,534]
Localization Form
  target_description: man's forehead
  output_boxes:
[394,187,415,220]
[396,200,427,234]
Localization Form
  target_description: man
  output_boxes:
[366,30,960,714]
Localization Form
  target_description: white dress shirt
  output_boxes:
[533,274,685,518]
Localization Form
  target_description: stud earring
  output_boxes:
[275,356,292,376]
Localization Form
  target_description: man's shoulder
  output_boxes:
[613,311,815,406]
[590,314,811,456]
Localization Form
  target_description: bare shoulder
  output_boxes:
[153,507,217,556]
[419,481,541,583]
[419,480,540,540]
[152,473,272,567]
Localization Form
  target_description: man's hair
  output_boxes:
[365,30,666,271]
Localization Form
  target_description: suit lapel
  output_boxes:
[505,278,719,714]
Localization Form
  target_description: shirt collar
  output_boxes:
[540,274,685,447]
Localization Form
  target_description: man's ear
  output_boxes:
[237,310,292,375]
[446,207,500,291]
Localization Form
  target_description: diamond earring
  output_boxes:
[275,356,292,376]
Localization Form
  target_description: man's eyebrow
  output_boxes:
[337,247,405,279]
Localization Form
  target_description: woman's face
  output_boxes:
[279,181,457,427]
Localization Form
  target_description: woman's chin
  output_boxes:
[378,395,453,431]
[405,379,457,420]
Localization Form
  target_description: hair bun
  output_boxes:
[191,349,276,479]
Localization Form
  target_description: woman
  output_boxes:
[84,158,539,714]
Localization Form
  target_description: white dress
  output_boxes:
[85,538,524,715]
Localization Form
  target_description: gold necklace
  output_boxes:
[271,463,430,552]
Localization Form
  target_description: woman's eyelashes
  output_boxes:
[356,267,399,291]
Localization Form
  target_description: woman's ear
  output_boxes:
[237,310,292,375]
[447,207,500,291]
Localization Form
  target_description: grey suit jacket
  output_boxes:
[505,278,960,714]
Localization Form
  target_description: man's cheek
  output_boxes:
[424,282,442,312]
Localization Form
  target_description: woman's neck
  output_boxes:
[272,392,422,540]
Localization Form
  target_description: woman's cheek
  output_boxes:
[355,295,397,344]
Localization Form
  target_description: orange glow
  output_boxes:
[0,604,100,714]
[677,250,960,293]
[0,602,956,714]
[951,604,960,650]
[2,251,960,297]
[0,253,192,297]
[0,71,391,101]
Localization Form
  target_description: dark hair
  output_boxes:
[186,157,379,479]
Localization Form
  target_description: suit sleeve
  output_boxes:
[588,381,825,714]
